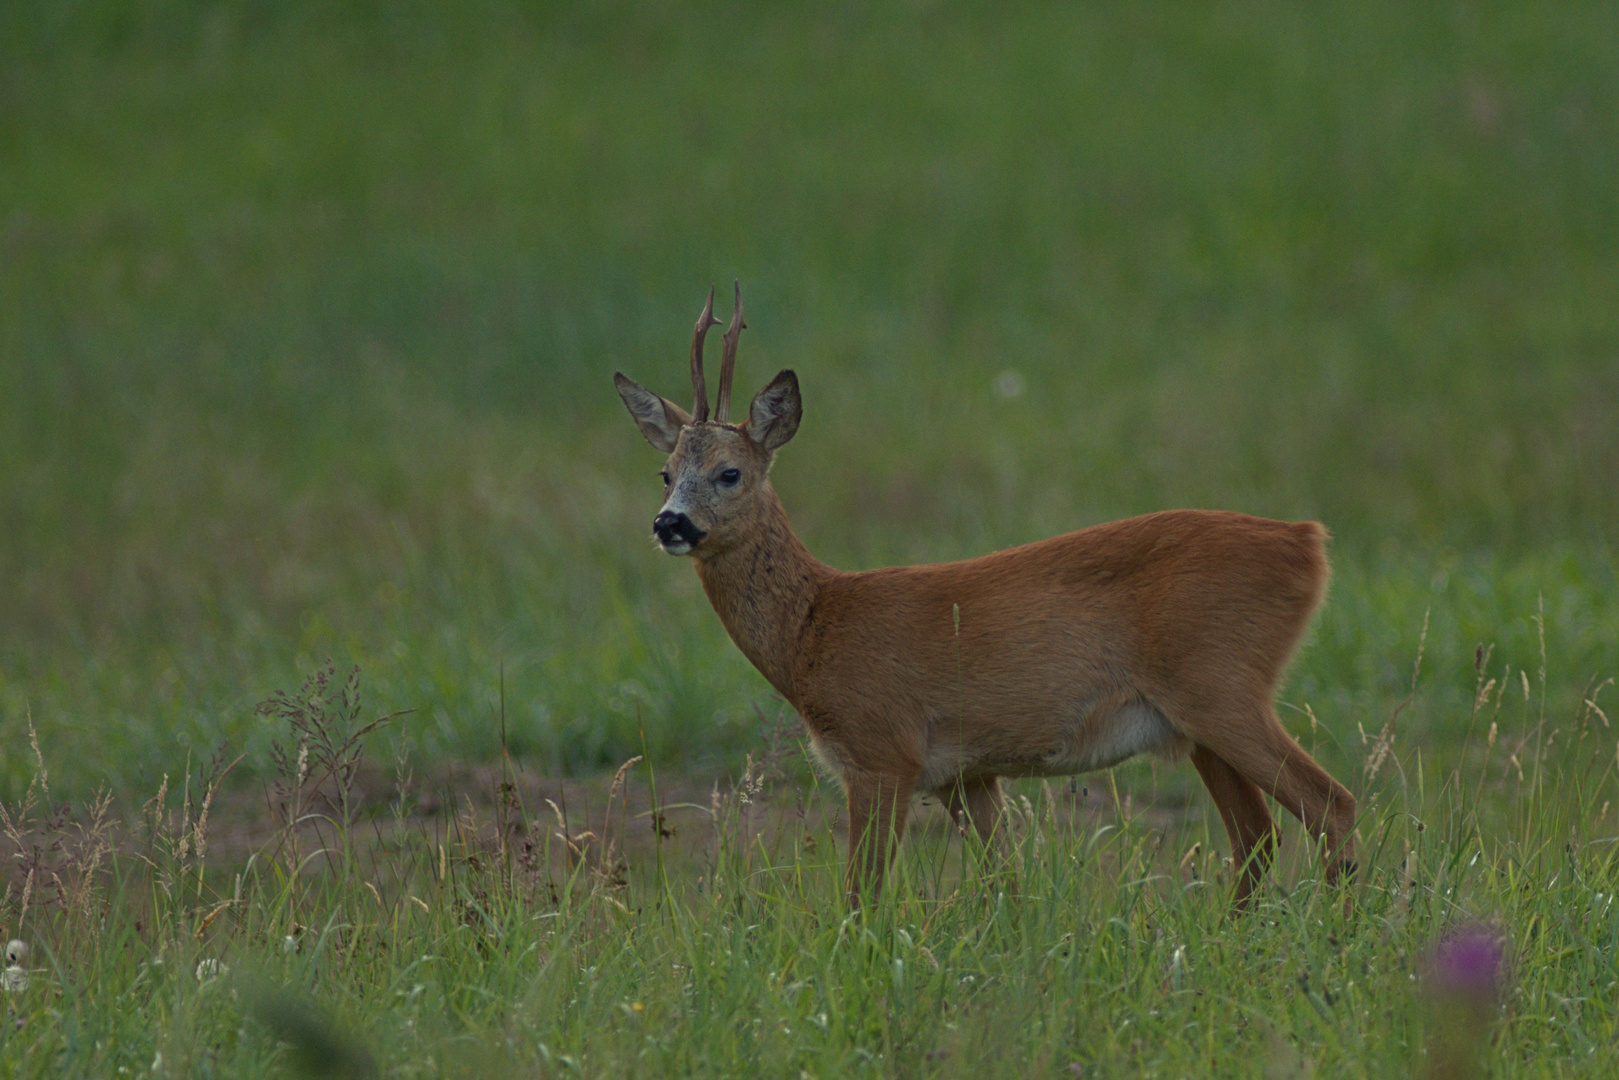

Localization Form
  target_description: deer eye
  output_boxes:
[718,468,741,486]
[659,470,671,486]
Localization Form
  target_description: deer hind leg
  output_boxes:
[844,768,918,909]
[1190,745,1278,907]
[1196,706,1357,888]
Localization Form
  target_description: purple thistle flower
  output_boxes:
[1430,925,1504,1003]
[1423,925,1506,1079]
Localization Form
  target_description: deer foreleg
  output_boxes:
[937,775,1006,845]
[844,769,917,909]
[938,774,1017,893]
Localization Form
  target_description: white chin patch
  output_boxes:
[660,540,693,556]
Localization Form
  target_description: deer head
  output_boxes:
[614,282,802,557]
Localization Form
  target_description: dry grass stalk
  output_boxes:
[1366,607,1429,784]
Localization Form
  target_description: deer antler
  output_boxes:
[690,286,722,423]
[716,280,747,423]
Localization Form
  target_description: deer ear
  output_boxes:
[614,373,690,453]
[744,370,801,452]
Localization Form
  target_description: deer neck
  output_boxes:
[693,485,830,698]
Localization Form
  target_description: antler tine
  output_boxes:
[716,280,747,423]
[689,285,721,423]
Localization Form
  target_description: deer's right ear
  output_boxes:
[614,373,690,453]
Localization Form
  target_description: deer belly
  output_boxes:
[924,700,1180,785]
[1039,701,1180,774]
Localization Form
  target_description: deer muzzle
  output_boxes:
[652,510,706,554]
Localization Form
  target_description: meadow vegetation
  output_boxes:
[0,0,1615,1075]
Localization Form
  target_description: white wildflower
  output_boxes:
[2,940,28,993]
[195,957,229,982]
[993,370,1026,400]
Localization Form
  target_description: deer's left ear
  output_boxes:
[744,370,801,452]
[615,373,691,453]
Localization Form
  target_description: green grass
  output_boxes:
[2,657,1617,1078]
[2,0,1616,791]
[0,1,1615,1074]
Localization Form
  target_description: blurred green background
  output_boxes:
[1,0,1614,798]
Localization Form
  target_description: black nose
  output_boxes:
[652,511,706,548]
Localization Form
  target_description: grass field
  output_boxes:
[1,1,1616,1075]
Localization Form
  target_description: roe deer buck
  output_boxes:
[614,283,1357,908]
